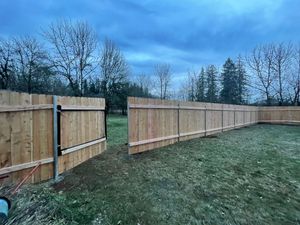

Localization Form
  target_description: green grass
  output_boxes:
[5,123,300,225]
[107,114,127,146]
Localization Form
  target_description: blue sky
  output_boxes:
[0,0,300,80]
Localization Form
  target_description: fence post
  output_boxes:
[177,103,180,142]
[221,105,224,132]
[104,107,107,138]
[204,105,207,136]
[233,107,236,128]
[53,96,59,181]
[127,98,130,151]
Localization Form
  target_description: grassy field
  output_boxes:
[4,116,300,225]
[107,114,127,146]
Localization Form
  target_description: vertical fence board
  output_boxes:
[258,106,300,124]
[57,95,106,174]
[128,98,300,154]
[0,91,106,184]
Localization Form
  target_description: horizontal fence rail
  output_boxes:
[0,90,107,184]
[127,97,300,154]
[127,97,259,154]
[258,106,300,125]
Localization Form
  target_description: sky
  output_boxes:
[0,0,300,84]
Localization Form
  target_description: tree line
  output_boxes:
[246,43,300,106]
[180,56,247,105]
[180,43,300,106]
[0,20,152,113]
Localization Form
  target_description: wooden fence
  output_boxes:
[128,97,259,154]
[259,106,300,124]
[2,92,299,182]
[0,91,106,184]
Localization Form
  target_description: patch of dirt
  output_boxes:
[53,179,75,192]
[204,135,218,138]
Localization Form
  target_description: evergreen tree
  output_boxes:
[187,71,197,101]
[206,65,218,103]
[88,80,99,96]
[236,56,247,104]
[83,79,89,96]
[196,67,206,102]
[220,58,239,104]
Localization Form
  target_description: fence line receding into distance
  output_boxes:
[127,97,300,154]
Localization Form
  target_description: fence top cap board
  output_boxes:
[259,106,300,109]
[0,90,105,107]
[0,90,105,100]
[128,96,259,109]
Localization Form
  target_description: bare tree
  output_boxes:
[13,36,48,93]
[288,44,300,105]
[272,43,293,105]
[135,73,154,94]
[155,63,172,100]
[178,69,198,101]
[100,39,129,109]
[177,81,189,101]
[0,38,15,89]
[44,20,98,96]
[246,45,275,105]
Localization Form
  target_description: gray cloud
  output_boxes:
[0,0,299,78]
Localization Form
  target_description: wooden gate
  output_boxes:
[0,91,107,184]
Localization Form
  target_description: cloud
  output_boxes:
[0,0,299,79]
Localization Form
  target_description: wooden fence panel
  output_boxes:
[258,106,300,124]
[128,97,260,154]
[223,104,235,131]
[179,101,206,141]
[128,99,300,155]
[0,91,53,184]
[206,103,223,136]
[128,97,178,154]
[31,94,53,183]
[235,107,244,128]
[0,91,106,184]
[57,96,106,174]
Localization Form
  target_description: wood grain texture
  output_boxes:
[57,96,106,174]
[128,99,299,155]
[128,97,263,154]
[258,106,300,123]
[0,104,53,112]
[128,97,179,154]
[0,158,53,176]
[0,91,106,184]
